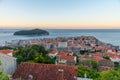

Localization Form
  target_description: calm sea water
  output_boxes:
[0,29,120,46]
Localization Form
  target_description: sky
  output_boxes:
[0,0,120,29]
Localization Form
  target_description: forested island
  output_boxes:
[14,29,49,36]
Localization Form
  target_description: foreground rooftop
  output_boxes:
[12,62,77,80]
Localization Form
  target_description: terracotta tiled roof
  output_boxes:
[58,52,67,56]
[60,55,75,61]
[92,52,102,61]
[109,53,120,59]
[49,50,58,54]
[12,62,77,80]
[0,50,12,54]
[58,51,75,61]
[93,56,102,61]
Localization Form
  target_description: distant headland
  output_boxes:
[14,29,49,36]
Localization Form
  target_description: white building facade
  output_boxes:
[58,41,68,48]
[0,53,17,75]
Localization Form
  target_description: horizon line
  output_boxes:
[1,27,120,30]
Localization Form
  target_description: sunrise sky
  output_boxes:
[0,0,120,29]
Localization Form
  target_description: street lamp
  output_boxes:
[58,69,64,80]
[84,73,87,78]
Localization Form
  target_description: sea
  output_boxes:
[0,29,120,47]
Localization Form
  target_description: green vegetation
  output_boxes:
[82,60,98,70]
[0,61,9,80]
[77,60,120,80]
[0,46,13,50]
[73,53,79,65]
[77,59,120,80]
[14,45,55,64]
[80,50,89,55]
[79,50,95,55]
[95,69,120,80]
[0,60,1,65]
[78,66,90,77]
[77,65,120,80]
[114,62,120,70]
[14,29,49,36]
[77,66,100,79]
[0,72,9,80]
[78,60,100,79]
[103,56,110,60]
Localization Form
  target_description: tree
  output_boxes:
[73,53,79,65]
[89,70,100,79]
[114,62,119,69]
[0,46,13,50]
[0,72,9,80]
[80,50,88,55]
[34,53,45,63]
[17,55,25,64]
[103,56,110,60]
[95,69,120,80]
[14,45,55,64]
[77,66,100,79]
[77,66,91,77]
[82,60,98,70]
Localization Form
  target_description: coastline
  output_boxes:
[1,29,120,47]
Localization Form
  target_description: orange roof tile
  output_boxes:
[93,56,102,61]
[0,50,12,54]
[49,50,58,54]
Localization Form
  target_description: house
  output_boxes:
[58,41,68,48]
[79,52,102,62]
[29,39,40,45]
[48,50,58,58]
[18,40,29,47]
[57,51,76,65]
[66,50,73,56]
[93,46,106,52]
[98,59,114,71]
[106,48,116,54]
[12,62,77,80]
[0,49,13,56]
[0,53,17,75]
[93,52,102,62]
[79,53,94,62]
[109,53,120,62]
[59,55,76,65]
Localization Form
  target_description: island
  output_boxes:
[14,29,49,36]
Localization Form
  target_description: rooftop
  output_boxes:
[12,62,77,80]
[0,49,12,54]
